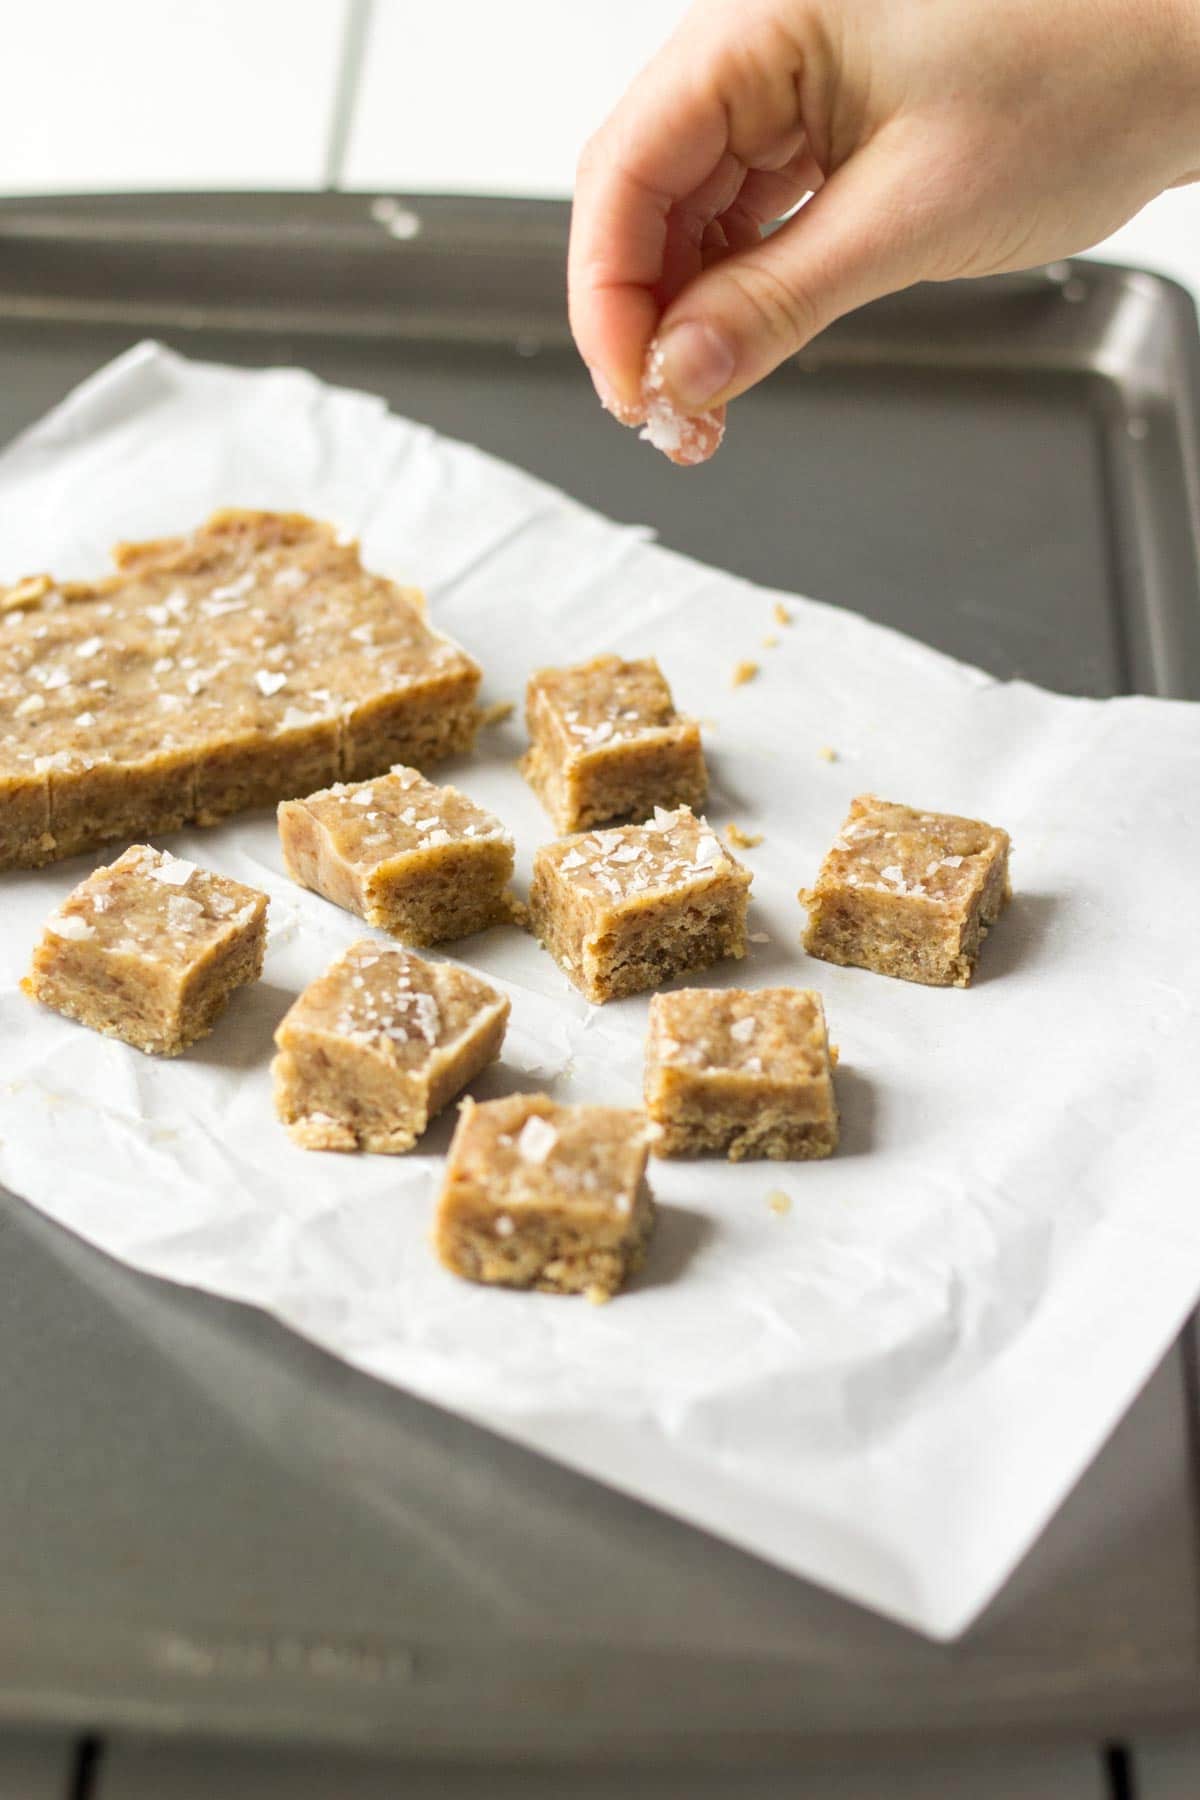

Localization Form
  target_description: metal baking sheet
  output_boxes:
[0,193,1197,1764]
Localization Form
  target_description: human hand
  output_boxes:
[568,0,1200,463]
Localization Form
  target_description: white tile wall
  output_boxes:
[0,0,1195,298]
[342,0,690,197]
[0,0,350,193]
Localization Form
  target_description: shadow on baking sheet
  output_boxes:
[969,891,1059,987]
[631,1202,717,1293]
[414,1060,571,1159]
[832,1064,874,1158]
[186,980,295,1070]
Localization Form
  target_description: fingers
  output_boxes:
[652,128,934,411]
[568,49,731,410]
[568,5,809,411]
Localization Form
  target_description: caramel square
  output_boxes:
[521,654,707,832]
[528,805,751,1003]
[23,845,268,1056]
[434,1094,655,1299]
[0,510,482,870]
[278,765,514,944]
[645,987,838,1160]
[800,795,1011,987]
[272,939,509,1153]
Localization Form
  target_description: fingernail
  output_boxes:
[657,321,735,411]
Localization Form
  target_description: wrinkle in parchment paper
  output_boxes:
[1,343,1198,1639]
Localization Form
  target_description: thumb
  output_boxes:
[654,132,939,411]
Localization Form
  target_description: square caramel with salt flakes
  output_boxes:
[22,845,267,1056]
[0,510,482,870]
[272,939,509,1153]
[521,654,707,833]
[278,765,515,944]
[645,987,838,1161]
[528,805,751,1004]
[800,794,1011,987]
[434,1094,655,1300]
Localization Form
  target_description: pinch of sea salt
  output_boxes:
[153,657,174,674]
[148,856,197,888]
[729,1016,757,1044]
[606,842,644,864]
[48,912,92,939]
[92,893,111,912]
[879,865,905,884]
[693,834,723,866]
[75,636,103,660]
[255,669,287,698]
[209,573,256,601]
[515,1114,557,1164]
[274,566,306,591]
[349,624,374,644]
[15,694,45,716]
[494,1214,515,1238]
[636,338,726,467]
[41,668,70,691]
[942,854,964,867]
[143,603,169,626]
[73,711,96,728]
[558,849,586,871]
[350,789,375,807]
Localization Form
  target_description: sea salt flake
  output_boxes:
[41,667,70,691]
[48,913,92,940]
[730,1017,757,1044]
[148,856,197,888]
[495,1214,515,1238]
[255,669,287,697]
[73,711,96,728]
[15,694,45,716]
[515,1115,557,1165]
[75,636,103,660]
[350,789,375,807]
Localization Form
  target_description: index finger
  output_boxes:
[568,37,731,409]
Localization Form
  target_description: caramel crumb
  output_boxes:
[509,898,531,931]
[773,602,792,627]
[829,1043,840,1067]
[724,822,763,850]
[585,1284,613,1306]
[762,634,778,650]
[817,745,837,763]
[480,699,515,727]
[767,1189,792,1217]
[732,660,759,688]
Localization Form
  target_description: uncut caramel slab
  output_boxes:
[0,510,482,869]
[800,794,1011,987]
[521,654,707,833]
[528,805,751,1003]
[434,1094,656,1299]
[273,939,509,1153]
[645,987,839,1160]
[22,844,268,1056]
[278,765,515,944]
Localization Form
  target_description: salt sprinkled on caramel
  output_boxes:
[515,1115,557,1164]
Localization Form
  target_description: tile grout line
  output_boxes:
[323,0,375,191]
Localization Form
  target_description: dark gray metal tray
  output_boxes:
[0,194,1198,1780]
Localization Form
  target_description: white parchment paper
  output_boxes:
[2,343,1198,1641]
